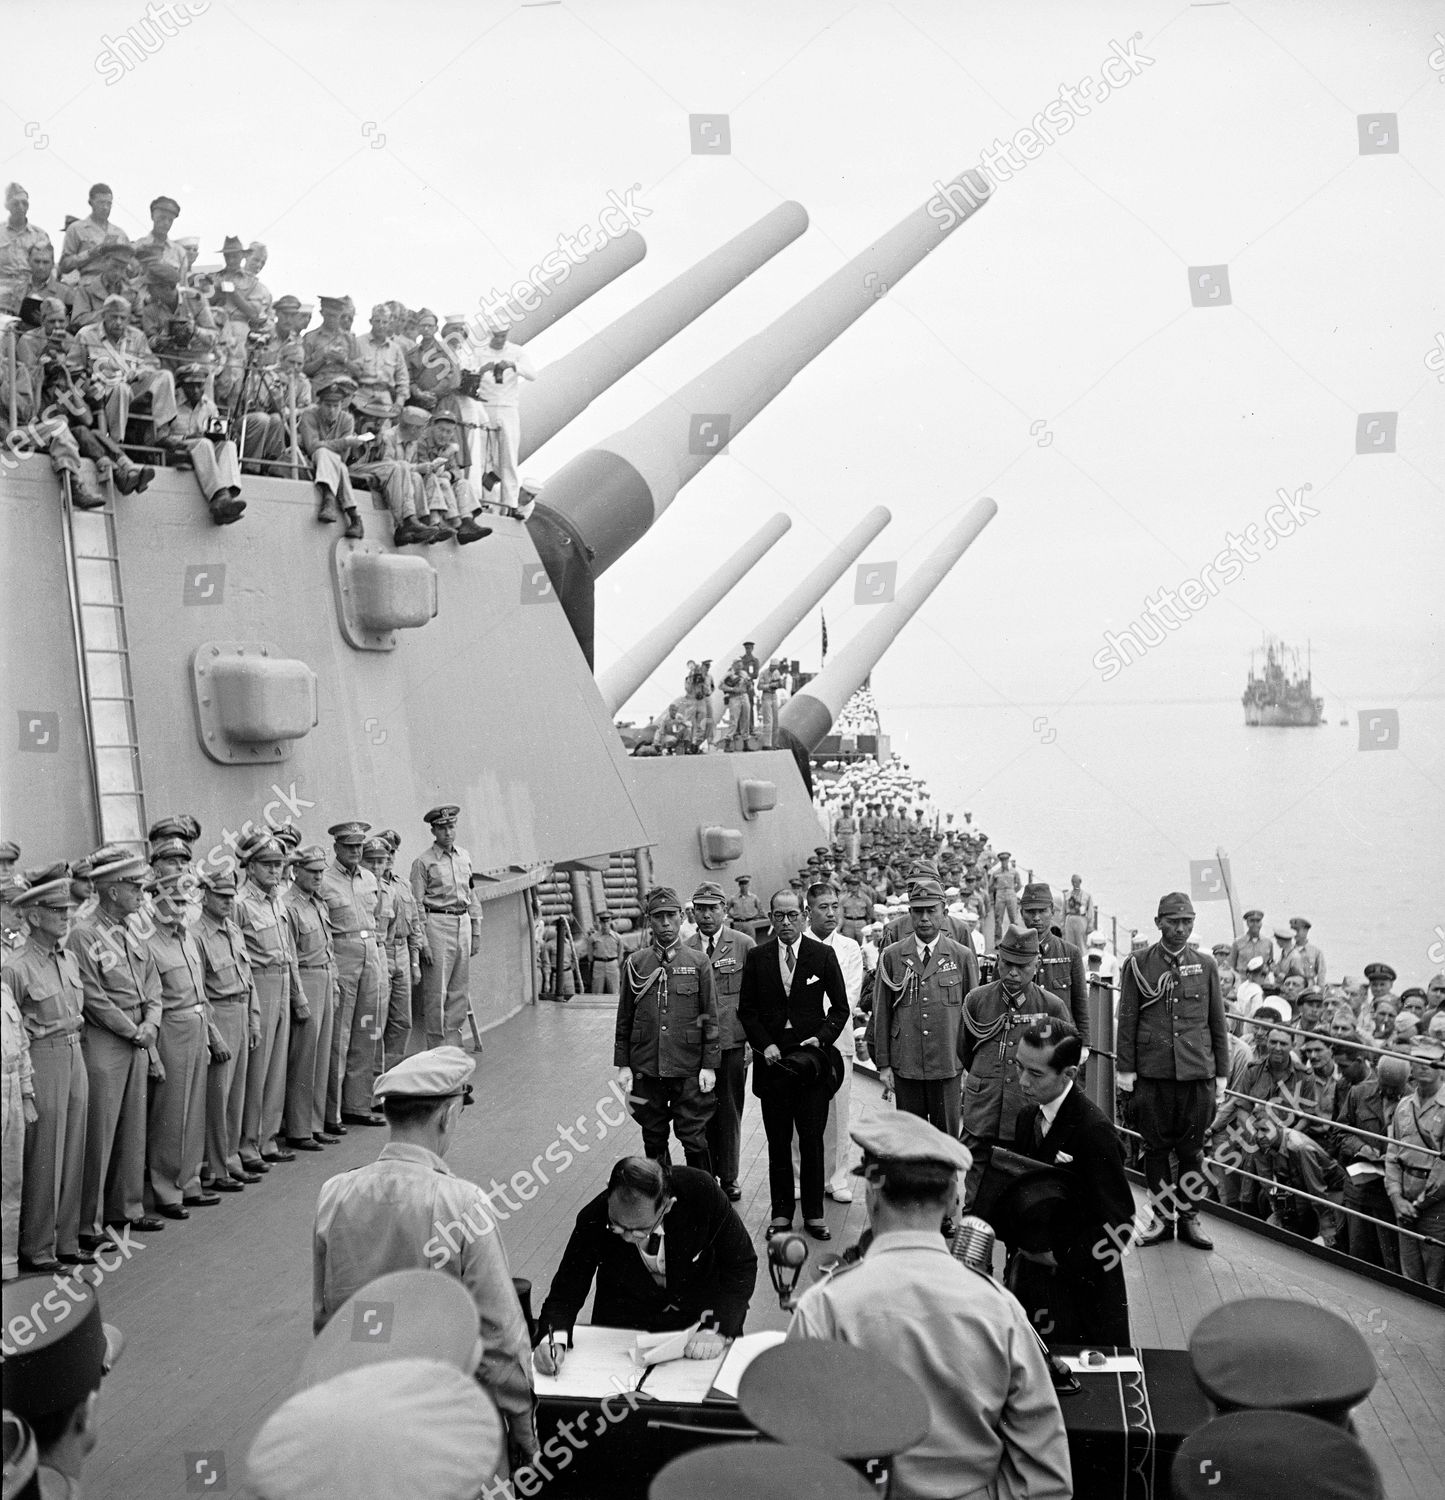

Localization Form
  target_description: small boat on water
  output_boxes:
[1242,637,1324,726]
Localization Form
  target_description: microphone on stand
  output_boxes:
[949,1215,996,1273]
[767,1233,810,1311]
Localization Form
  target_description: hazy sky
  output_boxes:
[5,0,1442,726]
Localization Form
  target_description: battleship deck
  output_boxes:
[84,1004,1445,1499]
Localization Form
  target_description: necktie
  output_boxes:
[920,944,932,969]
[1033,1111,1046,1149]
[784,944,795,976]
[707,938,716,960]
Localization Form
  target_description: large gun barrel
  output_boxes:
[778,498,998,752]
[597,512,792,715]
[520,204,808,462]
[535,168,991,578]
[502,229,647,344]
[714,505,892,672]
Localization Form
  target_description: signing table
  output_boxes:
[532,1329,1211,1497]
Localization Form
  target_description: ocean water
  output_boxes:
[880,697,1445,986]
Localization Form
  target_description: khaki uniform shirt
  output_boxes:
[788,1230,1072,1500]
[410,844,482,942]
[313,1141,535,1441]
[66,911,162,1039]
[3,940,85,1040]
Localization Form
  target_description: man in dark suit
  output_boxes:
[531,1157,757,1371]
[737,889,850,1241]
[1012,1018,1134,1346]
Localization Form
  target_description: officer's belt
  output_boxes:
[162,1003,206,1017]
[298,960,332,970]
[208,991,250,1003]
[425,905,470,915]
[334,929,375,940]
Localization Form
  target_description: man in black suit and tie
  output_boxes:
[737,889,850,1241]
[1011,1018,1135,1346]
[531,1157,757,1370]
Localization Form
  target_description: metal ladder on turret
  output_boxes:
[59,477,148,852]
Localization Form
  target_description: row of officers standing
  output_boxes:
[611,872,1244,1352]
[0,806,482,1279]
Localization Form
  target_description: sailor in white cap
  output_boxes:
[311,1046,537,1467]
[786,1112,1071,1500]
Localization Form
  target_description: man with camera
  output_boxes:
[172,364,245,525]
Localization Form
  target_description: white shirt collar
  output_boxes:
[1039,1080,1073,1131]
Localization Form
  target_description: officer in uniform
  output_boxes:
[786,1112,1072,1500]
[410,806,482,1050]
[958,926,1071,1204]
[1229,908,1274,974]
[65,852,165,1246]
[1019,883,1090,1052]
[692,880,756,1201]
[614,887,720,1174]
[378,828,423,1065]
[144,872,216,1218]
[284,845,337,1151]
[1116,891,1230,1251]
[839,872,872,941]
[586,909,622,995]
[3,1272,126,1498]
[312,1046,537,1468]
[321,821,386,1130]
[237,834,305,1169]
[756,658,785,748]
[727,874,764,941]
[5,872,90,1271]
[195,869,258,1190]
[362,836,411,1071]
[873,880,980,1138]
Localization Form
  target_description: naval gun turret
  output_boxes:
[526,168,992,663]
[776,498,999,776]
[520,204,808,462]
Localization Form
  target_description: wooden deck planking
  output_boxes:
[74,1003,1443,1499]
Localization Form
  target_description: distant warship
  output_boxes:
[1242,637,1323,726]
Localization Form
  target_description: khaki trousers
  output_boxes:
[204,1000,249,1183]
[421,913,471,1048]
[285,968,334,1140]
[147,1007,207,1205]
[20,1032,88,1261]
[241,967,289,1162]
[80,1023,148,1234]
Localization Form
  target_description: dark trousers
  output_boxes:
[1135,1077,1213,1220]
[629,1073,714,1173]
[705,1047,747,1189]
[893,1074,961,1137]
[754,1058,830,1223]
[1344,1175,1400,1273]
[1007,1254,1131,1347]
